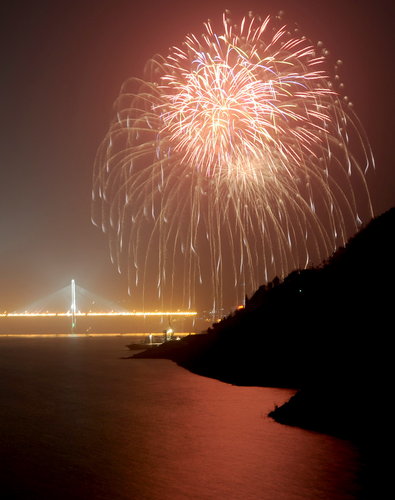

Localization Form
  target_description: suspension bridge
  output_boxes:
[0,280,198,336]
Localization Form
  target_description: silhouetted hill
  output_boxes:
[133,208,395,442]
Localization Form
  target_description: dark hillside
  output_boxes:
[133,208,395,440]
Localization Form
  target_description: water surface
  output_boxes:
[0,337,363,499]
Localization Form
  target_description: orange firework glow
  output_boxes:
[92,12,373,315]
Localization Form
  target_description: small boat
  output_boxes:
[126,342,163,350]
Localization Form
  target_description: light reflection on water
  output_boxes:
[0,337,362,499]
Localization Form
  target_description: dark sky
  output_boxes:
[1,0,394,311]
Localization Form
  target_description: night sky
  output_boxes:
[1,0,394,312]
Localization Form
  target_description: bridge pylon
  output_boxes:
[70,279,77,333]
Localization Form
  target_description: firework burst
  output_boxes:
[92,12,373,313]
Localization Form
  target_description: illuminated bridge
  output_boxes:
[0,280,198,337]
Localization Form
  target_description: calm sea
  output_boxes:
[0,337,365,499]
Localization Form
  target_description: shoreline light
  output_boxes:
[0,332,196,338]
[1,311,197,318]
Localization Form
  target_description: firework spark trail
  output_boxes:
[92,12,374,314]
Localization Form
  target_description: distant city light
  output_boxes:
[1,311,197,318]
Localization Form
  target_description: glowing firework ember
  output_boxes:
[92,12,374,313]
